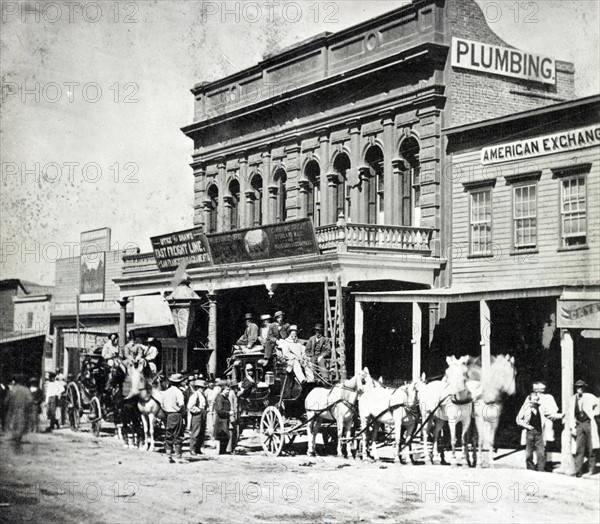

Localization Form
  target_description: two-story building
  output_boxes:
[116,0,577,380]
[356,95,599,469]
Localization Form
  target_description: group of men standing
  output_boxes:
[235,311,332,383]
[158,372,243,463]
[516,379,599,477]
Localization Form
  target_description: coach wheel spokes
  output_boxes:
[90,396,102,437]
[260,406,285,457]
[67,383,80,432]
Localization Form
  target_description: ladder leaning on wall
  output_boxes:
[324,276,347,382]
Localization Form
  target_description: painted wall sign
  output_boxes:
[80,251,105,302]
[481,124,600,165]
[451,37,555,85]
[557,300,600,329]
[207,219,319,265]
[151,228,211,272]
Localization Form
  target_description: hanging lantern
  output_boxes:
[167,278,202,338]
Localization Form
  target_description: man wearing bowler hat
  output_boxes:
[235,313,259,351]
[160,373,186,463]
[305,324,332,383]
[187,379,208,456]
[258,314,280,369]
[570,380,599,477]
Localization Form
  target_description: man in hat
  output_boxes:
[45,372,64,432]
[239,363,256,399]
[227,379,239,453]
[4,375,34,452]
[213,379,233,455]
[273,311,290,340]
[305,324,332,383]
[102,333,120,360]
[258,314,281,368]
[570,380,599,477]
[28,377,43,433]
[160,373,186,463]
[187,379,208,456]
[279,326,312,384]
[235,313,259,351]
[516,383,563,472]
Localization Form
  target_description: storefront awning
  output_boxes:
[0,331,47,346]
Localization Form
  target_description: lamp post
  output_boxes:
[167,278,202,338]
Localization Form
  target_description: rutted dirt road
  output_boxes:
[1,427,598,523]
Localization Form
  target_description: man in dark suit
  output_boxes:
[273,311,291,340]
[305,324,332,382]
[236,313,259,351]
[258,314,280,369]
[213,380,232,455]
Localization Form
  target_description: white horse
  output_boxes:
[359,379,419,463]
[469,354,516,468]
[304,368,375,458]
[127,365,165,452]
[416,356,470,465]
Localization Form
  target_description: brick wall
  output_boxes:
[446,0,575,126]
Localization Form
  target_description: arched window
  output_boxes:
[304,160,321,225]
[399,137,421,227]
[332,153,351,222]
[228,179,240,231]
[273,168,287,222]
[365,146,384,225]
[206,184,219,233]
[250,174,263,227]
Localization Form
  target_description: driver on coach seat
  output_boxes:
[257,314,280,368]
[235,313,259,351]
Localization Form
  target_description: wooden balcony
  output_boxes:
[122,222,434,275]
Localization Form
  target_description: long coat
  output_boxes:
[260,323,281,359]
[5,385,33,438]
[213,393,231,439]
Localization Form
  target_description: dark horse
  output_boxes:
[106,365,143,448]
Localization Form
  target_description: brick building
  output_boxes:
[116,0,578,379]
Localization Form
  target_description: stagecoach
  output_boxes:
[65,353,116,437]
[230,350,339,457]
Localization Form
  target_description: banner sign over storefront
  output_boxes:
[151,228,211,272]
[557,300,600,329]
[207,219,319,265]
[451,37,555,85]
[481,124,600,165]
[79,228,111,301]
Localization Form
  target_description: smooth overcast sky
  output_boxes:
[1,0,599,285]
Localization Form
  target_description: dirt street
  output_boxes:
[1,427,598,524]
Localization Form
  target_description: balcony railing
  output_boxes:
[122,221,434,275]
[315,222,433,254]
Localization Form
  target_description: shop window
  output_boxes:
[250,174,263,227]
[228,179,240,231]
[304,160,321,226]
[560,175,587,247]
[470,188,493,256]
[332,153,350,222]
[513,183,538,250]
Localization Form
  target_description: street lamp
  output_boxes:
[166,276,202,338]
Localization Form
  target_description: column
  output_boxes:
[354,300,364,375]
[261,151,271,223]
[223,195,233,231]
[382,112,395,225]
[412,302,422,382]
[118,298,129,352]
[267,184,278,223]
[238,156,248,227]
[217,161,226,232]
[207,293,218,378]
[297,179,309,218]
[480,300,491,383]
[318,131,330,224]
[348,121,361,224]
[560,329,575,474]
[391,158,404,226]
[52,326,59,373]
[244,189,256,228]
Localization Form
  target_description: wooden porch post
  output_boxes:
[412,302,422,382]
[480,299,491,383]
[354,300,364,375]
[117,298,129,352]
[560,329,575,474]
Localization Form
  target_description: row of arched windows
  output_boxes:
[203,138,421,233]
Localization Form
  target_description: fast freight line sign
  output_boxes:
[451,37,555,85]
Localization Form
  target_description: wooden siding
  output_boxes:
[451,145,600,285]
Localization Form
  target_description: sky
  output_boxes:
[1,0,599,285]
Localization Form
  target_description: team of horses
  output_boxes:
[305,354,516,467]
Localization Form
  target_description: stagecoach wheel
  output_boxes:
[90,396,102,437]
[260,406,285,457]
[67,383,80,432]
[466,423,478,468]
